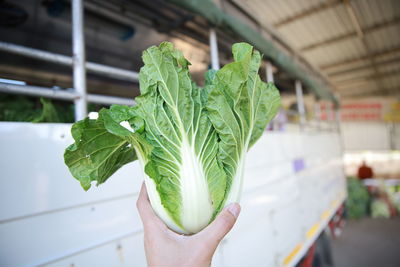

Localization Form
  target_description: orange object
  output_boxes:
[357,161,374,180]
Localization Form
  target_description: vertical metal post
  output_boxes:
[388,122,396,150]
[326,102,333,121]
[72,0,87,121]
[314,101,321,130]
[295,80,306,130]
[266,61,274,83]
[335,106,345,154]
[209,28,220,70]
[335,106,342,132]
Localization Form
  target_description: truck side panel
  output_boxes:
[0,123,346,267]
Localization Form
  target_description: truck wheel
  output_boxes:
[313,232,333,267]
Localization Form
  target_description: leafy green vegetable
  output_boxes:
[0,94,74,123]
[64,108,138,190]
[32,98,62,123]
[346,177,370,219]
[371,199,390,218]
[0,94,42,122]
[64,42,280,234]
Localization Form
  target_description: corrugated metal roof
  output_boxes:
[366,25,400,52]
[232,0,400,99]
[303,38,367,66]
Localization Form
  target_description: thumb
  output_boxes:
[198,203,241,245]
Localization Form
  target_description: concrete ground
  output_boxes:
[331,217,400,267]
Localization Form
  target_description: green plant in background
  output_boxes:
[0,94,42,122]
[346,177,370,219]
[0,93,97,123]
[31,98,63,123]
[64,42,281,234]
[371,199,390,218]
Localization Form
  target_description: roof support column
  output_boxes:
[295,80,306,130]
[209,28,220,70]
[266,61,274,83]
[72,0,87,121]
[326,102,333,122]
[335,106,342,132]
[314,101,321,130]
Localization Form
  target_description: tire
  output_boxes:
[313,232,333,267]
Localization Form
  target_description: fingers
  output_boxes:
[136,182,165,231]
[197,203,241,246]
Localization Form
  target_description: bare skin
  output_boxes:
[136,183,241,267]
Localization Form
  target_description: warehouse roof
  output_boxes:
[231,0,400,99]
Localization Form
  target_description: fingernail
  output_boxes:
[226,203,241,218]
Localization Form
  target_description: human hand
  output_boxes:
[136,183,241,267]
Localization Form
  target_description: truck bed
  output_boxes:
[0,122,346,267]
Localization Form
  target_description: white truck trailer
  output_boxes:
[0,121,346,267]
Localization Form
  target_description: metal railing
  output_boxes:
[0,42,139,82]
[0,2,339,129]
[0,0,139,121]
[0,83,135,106]
[0,1,225,122]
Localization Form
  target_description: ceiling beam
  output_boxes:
[336,79,375,90]
[173,0,339,101]
[335,69,400,86]
[300,16,400,52]
[274,0,341,28]
[225,0,261,29]
[301,31,355,52]
[327,57,400,77]
[342,0,384,94]
[343,0,363,37]
[229,0,337,92]
[320,46,400,70]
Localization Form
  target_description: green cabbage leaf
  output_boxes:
[64,42,280,234]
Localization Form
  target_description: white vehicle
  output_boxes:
[0,1,346,265]
[0,122,346,267]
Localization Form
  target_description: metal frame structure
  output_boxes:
[0,0,138,121]
[209,28,220,70]
[314,101,322,129]
[0,0,340,131]
[266,61,274,83]
[208,26,339,132]
[0,1,225,121]
[0,83,135,106]
[295,80,306,129]
[231,0,400,100]
[72,0,87,120]
[0,42,139,82]
[0,1,226,121]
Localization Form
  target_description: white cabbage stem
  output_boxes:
[137,153,186,234]
[179,140,213,234]
[226,153,246,205]
[144,176,185,233]
[138,140,213,234]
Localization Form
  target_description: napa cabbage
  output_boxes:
[64,42,280,234]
